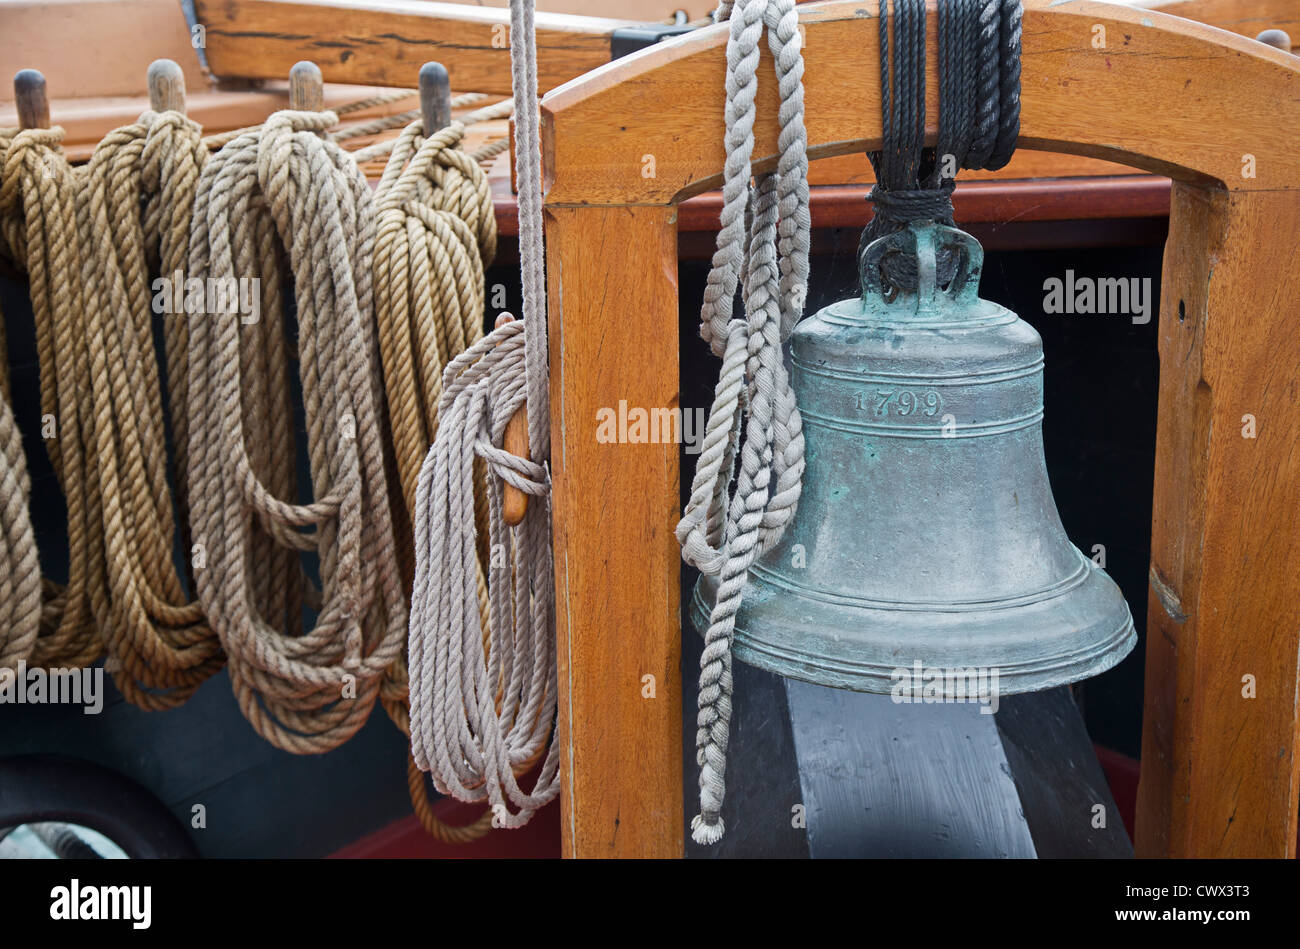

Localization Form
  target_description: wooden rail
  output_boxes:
[192,0,641,95]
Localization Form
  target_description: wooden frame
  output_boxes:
[541,0,1300,857]
[188,0,1300,94]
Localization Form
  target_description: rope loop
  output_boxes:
[678,0,810,845]
[0,123,105,671]
[187,107,407,753]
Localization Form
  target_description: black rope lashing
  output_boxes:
[860,0,1022,295]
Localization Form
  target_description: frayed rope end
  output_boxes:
[691,813,725,845]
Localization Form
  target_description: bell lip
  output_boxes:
[689,565,1138,696]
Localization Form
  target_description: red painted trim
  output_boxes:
[498,175,1172,236]
[1094,744,1140,844]
[330,798,561,859]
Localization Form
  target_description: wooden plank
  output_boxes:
[546,204,683,858]
[542,0,1300,206]
[806,148,1136,187]
[1136,184,1300,858]
[193,0,639,95]
[1136,0,1300,49]
[442,0,715,18]
[0,0,208,100]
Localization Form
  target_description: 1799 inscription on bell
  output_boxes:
[691,221,1136,694]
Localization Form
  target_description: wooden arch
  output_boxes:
[541,0,1300,858]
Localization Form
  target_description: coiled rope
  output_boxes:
[0,294,41,672]
[406,0,560,829]
[0,124,107,670]
[187,106,406,752]
[74,107,224,707]
[373,112,498,842]
[675,0,810,846]
[860,0,1021,291]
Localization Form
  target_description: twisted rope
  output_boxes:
[406,0,560,830]
[862,0,1022,292]
[0,296,41,672]
[74,109,224,707]
[676,0,810,845]
[187,109,406,752]
[0,125,106,670]
[373,115,500,842]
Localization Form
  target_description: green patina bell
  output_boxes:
[691,221,1136,694]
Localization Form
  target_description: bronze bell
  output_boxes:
[690,221,1136,694]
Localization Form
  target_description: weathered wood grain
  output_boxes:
[542,0,1300,205]
[1136,184,1300,858]
[193,0,638,95]
[546,203,683,858]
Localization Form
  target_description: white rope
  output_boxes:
[676,0,810,845]
[407,0,560,827]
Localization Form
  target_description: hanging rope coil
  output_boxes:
[0,125,106,671]
[0,299,41,672]
[408,319,557,827]
[374,120,496,515]
[372,114,499,843]
[74,109,224,707]
[187,109,406,753]
[405,0,560,829]
[676,0,810,845]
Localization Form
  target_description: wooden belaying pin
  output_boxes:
[147,59,187,114]
[289,61,324,112]
[1256,29,1293,53]
[495,312,530,527]
[419,62,451,134]
[13,69,50,130]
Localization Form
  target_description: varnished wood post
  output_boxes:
[1136,184,1300,858]
[546,203,684,858]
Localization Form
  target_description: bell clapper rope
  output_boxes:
[676,0,811,846]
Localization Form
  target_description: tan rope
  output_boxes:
[0,296,42,672]
[203,92,496,152]
[350,98,513,165]
[187,109,406,753]
[333,89,417,116]
[72,110,224,708]
[0,126,106,670]
[372,117,499,842]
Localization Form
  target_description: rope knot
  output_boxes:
[475,439,549,496]
[867,182,955,229]
[265,110,339,135]
[676,520,727,577]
